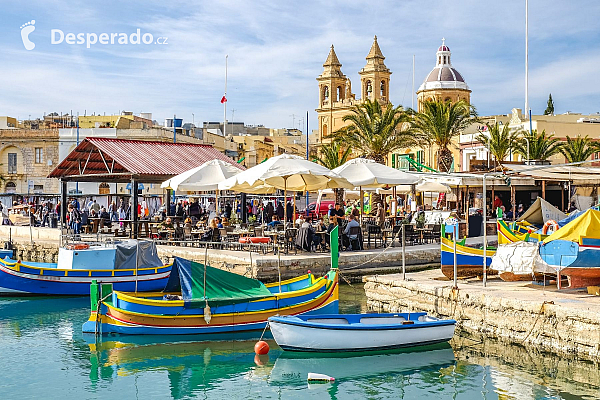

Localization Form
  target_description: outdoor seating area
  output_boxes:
[49,144,450,255]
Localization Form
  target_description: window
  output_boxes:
[35,148,43,164]
[5,182,16,193]
[380,80,385,97]
[366,80,372,95]
[8,153,17,174]
[33,184,43,192]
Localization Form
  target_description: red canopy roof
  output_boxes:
[48,138,242,183]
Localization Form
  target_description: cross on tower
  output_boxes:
[441,37,446,46]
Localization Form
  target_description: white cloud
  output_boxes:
[0,0,599,128]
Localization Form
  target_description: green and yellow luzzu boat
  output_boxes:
[83,257,339,336]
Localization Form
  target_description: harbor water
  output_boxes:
[1,284,598,399]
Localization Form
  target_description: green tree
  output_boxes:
[315,141,352,204]
[513,129,563,161]
[411,99,478,172]
[476,122,517,166]
[544,93,554,115]
[330,99,414,164]
[560,135,599,163]
[315,141,351,170]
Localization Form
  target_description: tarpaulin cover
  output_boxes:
[114,240,162,269]
[543,209,600,244]
[517,197,566,225]
[491,241,555,276]
[164,257,273,307]
[557,210,584,228]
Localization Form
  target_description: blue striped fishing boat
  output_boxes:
[440,237,496,279]
[0,240,171,296]
[83,257,339,336]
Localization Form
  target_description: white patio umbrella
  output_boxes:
[219,154,353,226]
[332,158,419,188]
[161,159,242,191]
[414,181,451,193]
[333,158,419,220]
[161,159,244,216]
[397,180,451,209]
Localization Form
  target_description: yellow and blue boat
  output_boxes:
[0,241,171,296]
[496,219,545,244]
[440,236,496,279]
[83,257,339,335]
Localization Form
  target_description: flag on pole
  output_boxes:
[220,95,227,104]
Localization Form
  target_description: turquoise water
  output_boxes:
[1,285,598,399]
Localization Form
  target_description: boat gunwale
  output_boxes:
[0,258,172,274]
[441,237,496,256]
[98,278,338,321]
[112,271,333,307]
[269,313,456,331]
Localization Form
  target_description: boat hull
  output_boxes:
[441,237,496,279]
[498,271,545,282]
[83,271,339,335]
[0,259,172,296]
[269,313,456,352]
[540,240,600,288]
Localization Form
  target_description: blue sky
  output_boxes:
[1,0,599,131]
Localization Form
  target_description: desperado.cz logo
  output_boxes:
[20,20,167,50]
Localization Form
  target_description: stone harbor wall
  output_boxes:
[156,244,441,282]
[364,271,600,361]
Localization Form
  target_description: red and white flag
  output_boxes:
[220,95,227,104]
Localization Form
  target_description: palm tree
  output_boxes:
[475,122,517,166]
[329,99,414,164]
[315,141,351,170]
[411,99,477,172]
[315,141,351,204]
[512,129,563,162]
[560,135,599,163]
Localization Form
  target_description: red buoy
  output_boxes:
[254,340,269,355]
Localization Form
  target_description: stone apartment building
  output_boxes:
[0,128,61,195]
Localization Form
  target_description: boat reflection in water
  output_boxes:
[86,333,278,397]
[86,336,455,399]
[270,343,455,385]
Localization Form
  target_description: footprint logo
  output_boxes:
[20,20,36,50]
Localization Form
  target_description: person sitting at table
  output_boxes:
[222,217,230,227]
[327,213,339,233]
[313,218,327,250]
[99,207,111,228]
[215,217,224,228]
[375,203,385,228]
[295,219,317,251]
[267,215,282,230]
[343,214,362,251]
[295,215,305,226]
[201,218,221,242]
[160,217,175,230]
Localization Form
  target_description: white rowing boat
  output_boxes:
[268,312,456,352]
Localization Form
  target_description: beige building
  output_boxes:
[416,39,471,112]
[315,38,471,172]
[316,36,391,144]
[0,128,61,194]
[0,116,18,129]
[459,109,600,171]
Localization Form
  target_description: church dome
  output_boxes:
[418,39,469,92]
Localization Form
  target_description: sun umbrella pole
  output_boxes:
[360,186,363,224]
[293,192,296,224]
[215,190,219,216]
[283,177,288,233]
